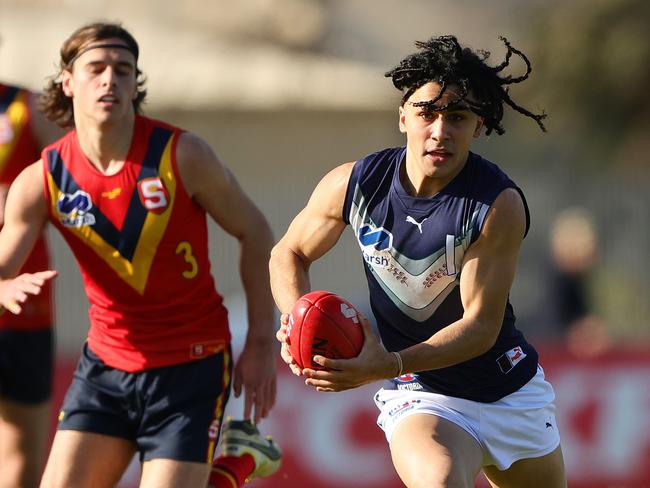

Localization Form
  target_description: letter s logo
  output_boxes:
[138,177,169,214]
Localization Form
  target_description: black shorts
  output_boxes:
[58,343,232,463]
[0,328,53,403]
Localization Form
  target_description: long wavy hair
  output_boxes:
[40,22,147,128]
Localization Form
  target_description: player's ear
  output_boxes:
[398,105,407,134]
[473,117,484,138]
[61,70,74,98]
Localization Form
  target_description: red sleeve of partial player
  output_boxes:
[0,84,53,330]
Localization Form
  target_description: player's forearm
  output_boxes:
[239,222,276,343]
[269,242,311,315]
[398,316,499,373]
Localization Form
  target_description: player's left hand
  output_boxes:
[233,338,277,424]
[303,314,398,392]
[276,312,303,376]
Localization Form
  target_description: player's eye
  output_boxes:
[115,65,134,76]
[445,113,464,123]
[88,64,106,74]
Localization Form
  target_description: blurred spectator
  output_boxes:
[548,207,610,358]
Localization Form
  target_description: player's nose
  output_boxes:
[429,118,449,140]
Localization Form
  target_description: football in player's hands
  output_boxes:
[287,291,364,370]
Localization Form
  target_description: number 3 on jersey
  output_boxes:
[176,241,198,279]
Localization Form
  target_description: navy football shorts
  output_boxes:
[58,343,232,463]
[0,328,53,403]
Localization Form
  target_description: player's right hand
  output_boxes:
[276,312,303,376]
[0,270,58,314]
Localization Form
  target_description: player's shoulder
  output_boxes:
[138,114,181,133]
[467,152,516,185]
[467,152,529,235]
[177,133,226,184]
[320,161,355,187]
[9,159,46,202]
[173,129,232,198]
[176,131,207,158]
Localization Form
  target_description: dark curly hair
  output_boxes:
[385,35,546,135]
[40,22,147,128]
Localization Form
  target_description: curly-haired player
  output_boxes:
[272,35,566,487]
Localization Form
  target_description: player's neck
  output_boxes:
[401,160,443,198]
[76,113,135,175]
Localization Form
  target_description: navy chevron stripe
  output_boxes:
[116,126,172,260]
[48,149,123,250]
[47,126,173,262]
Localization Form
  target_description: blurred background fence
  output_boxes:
[2,0,649,486]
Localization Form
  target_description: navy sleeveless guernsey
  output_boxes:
[343,147,538,402]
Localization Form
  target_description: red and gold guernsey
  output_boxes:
[42,115,230,372]
[0,83,52,330]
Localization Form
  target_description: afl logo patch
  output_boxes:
[138,177,169,213]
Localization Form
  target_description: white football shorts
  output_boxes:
[374,366,561,470]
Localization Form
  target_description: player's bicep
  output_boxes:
[459,188,526,333]
[176,132,269,239]
[277,163,353,264]
[281,206,346,265]
[0,162,48,276]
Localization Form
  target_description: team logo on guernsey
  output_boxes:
[358,224,392,250]
[57,190,96,227]
[358,224,393,268]
[138,177,169,214]
[405,215,428,234]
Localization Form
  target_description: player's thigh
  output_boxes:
[140,459,210,488]
[390,413,483,488]
[0,398,50,455]
[40,430,136,488]
[0,400,50,488]
[483,445,566,488]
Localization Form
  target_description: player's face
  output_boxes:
[61,38,138,127]
[399,82,483,196]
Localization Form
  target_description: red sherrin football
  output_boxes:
[287,291,364,370]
